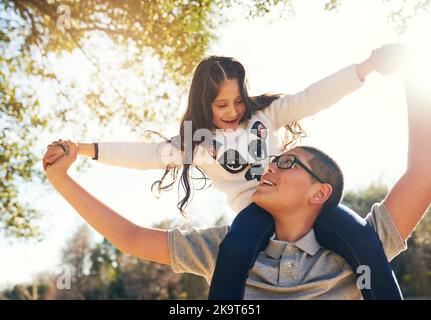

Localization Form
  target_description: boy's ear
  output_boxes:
[310,183,333,205]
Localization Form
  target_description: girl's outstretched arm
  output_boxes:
[44,139,183,171]
[263,43,403,131]
[94,140,183,170]
[44,140,171,265]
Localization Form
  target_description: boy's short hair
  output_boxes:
[298,146,344,211]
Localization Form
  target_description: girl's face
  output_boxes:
[211,79,246,131]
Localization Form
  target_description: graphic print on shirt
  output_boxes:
[206,138,248,173]
[208,120,268,181]
[218,148,249,174]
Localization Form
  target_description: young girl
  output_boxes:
[44,45,403,300]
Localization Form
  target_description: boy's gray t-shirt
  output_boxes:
[167,202,407,299]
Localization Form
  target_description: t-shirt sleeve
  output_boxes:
[168,226,229,283]
[365,202,408,261]
[96,140,184,170]
[263,64,364,130]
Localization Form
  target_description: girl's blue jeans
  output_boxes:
[208,202,403,300]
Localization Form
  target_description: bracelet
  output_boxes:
[92,143,99,160]
[57,143,69,155]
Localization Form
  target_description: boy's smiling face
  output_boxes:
[252,148,332,216]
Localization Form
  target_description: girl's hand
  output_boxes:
[44,140,78,178]
[368,44,408,76]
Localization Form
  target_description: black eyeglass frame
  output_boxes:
[268,154,325,184]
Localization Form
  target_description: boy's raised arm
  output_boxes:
[384,54,431,240]
[45,141,171,265]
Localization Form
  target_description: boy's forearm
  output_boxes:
[383,68,431,240]
[405,71,431,176]
[47,173,137,253]
[77,142,96,158]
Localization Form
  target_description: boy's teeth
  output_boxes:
[262,179,275,186]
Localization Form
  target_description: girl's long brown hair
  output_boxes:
[151,56,305,215]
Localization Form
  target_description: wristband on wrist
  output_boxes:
[92,143,99,160]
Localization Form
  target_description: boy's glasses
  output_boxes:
[268,154,325,183]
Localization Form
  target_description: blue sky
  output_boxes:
[1,0,430,290]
